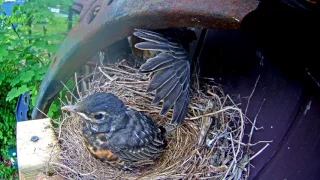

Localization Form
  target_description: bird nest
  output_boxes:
[46,60,270,180]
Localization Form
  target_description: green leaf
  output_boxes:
[48,103,58,118]
[6,85,29,101]
[20,70,35,83]
[33,39,47,48]
[12,4,21,14]
[0,45,8,57]
[6,88,18,102]
[10,77,20,87]
[17,85,29,94]
[0,33,5,41]
[0,73,5,85]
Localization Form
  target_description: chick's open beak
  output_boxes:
[61,105,78,113]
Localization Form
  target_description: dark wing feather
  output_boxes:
[173,90,190,124]
[281,0,316,11]
[146,68,176,93]
[134,29,190,125]
[133,31,167,44]
[139,53,175,72]
[135,42,170,52]
[152,76,178,105]
[108,110,166,162]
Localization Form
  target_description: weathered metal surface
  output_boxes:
[196,28,319,179]
[32,0,259,119]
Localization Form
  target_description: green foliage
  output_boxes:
[0,163,17,180]
[0,0,73,178]
[0,83,17,179]
[0,91,16,157]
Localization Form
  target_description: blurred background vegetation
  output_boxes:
[0,0,77,178]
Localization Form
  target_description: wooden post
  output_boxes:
[16,118,60,180]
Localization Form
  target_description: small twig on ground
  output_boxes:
[249,143,270,161]
[245,117,265,131]
[187,106,241,120]
[245,75,260,115]
[246,98,267,179]
[247,98,266,152]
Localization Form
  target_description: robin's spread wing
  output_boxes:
[133,29,190,125]
[107,110,166,162]
[281,0,317,11]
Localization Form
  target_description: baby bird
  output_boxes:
[61,92,167,164]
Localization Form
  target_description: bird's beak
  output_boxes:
[61,105,78,113]
[61,105,92,121]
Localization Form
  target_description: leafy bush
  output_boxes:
[0,0,73,178]
[0,163,17,179]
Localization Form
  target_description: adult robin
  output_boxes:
[133,28,196,125]
[61,92,167,164]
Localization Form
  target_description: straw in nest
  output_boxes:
[46,61,271,180]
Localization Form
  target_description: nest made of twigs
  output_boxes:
[46,60,270,180]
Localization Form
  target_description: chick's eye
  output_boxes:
[94,113,104,120]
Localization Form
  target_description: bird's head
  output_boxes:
[61,92,126,132]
